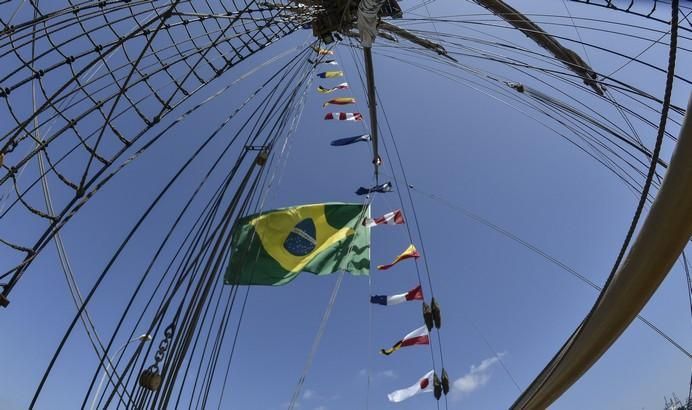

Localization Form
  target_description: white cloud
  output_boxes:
[453,353,506,398]
[303,389,315,400]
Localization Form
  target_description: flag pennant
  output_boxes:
[330,134,370,146]
[371,284,423,306]
[355,181,392,196]
[318,83,349,94]
[324,112,362,121]
[309,59,338,65]
[312,46,334,55]
[380,325,430,355]
[224,203,370,286]
[377,244,419,270]
[317,70,343,79]
[323,97,356,108]
[363,209,404,227]
[387,370,434,403]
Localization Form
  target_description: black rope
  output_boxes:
[516,0,681,406]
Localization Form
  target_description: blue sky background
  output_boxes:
[0,1,690,409]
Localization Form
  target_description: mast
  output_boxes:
[363,47,380,179]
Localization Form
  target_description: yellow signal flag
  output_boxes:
[323,97,356,108]
[317,71,343,79]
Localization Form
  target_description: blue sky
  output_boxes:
[0,1,690,409]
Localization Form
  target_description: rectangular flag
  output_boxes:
[388,370,434,402]
[363,209,404,227]
[324,112,362,121]
[381,325,430,355]
[317,71,343,79]
[225,203,370,286]
[377,244,419,270]
[318,83,349,94]
[330,134,370,147]
[370,285,423,306]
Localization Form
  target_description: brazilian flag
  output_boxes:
[225,203,370,286]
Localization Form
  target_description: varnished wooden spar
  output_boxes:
[473,0,604,95]
[511,94,692,408]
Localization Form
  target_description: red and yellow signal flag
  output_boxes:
[380,325,430,355]
[377,244,420,270]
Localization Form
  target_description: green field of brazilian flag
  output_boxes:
[225,203,370,285]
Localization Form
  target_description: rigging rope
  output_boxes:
[600,0,679,321]
[683,251,692,322]
[1,1,690,408]
[346,35,448,410]
[410,185,692,359]
[287,201,373,410]
[356,37,674,198]
[512,1,683,400]
[0,0,302,298]
[26,39,314,408]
